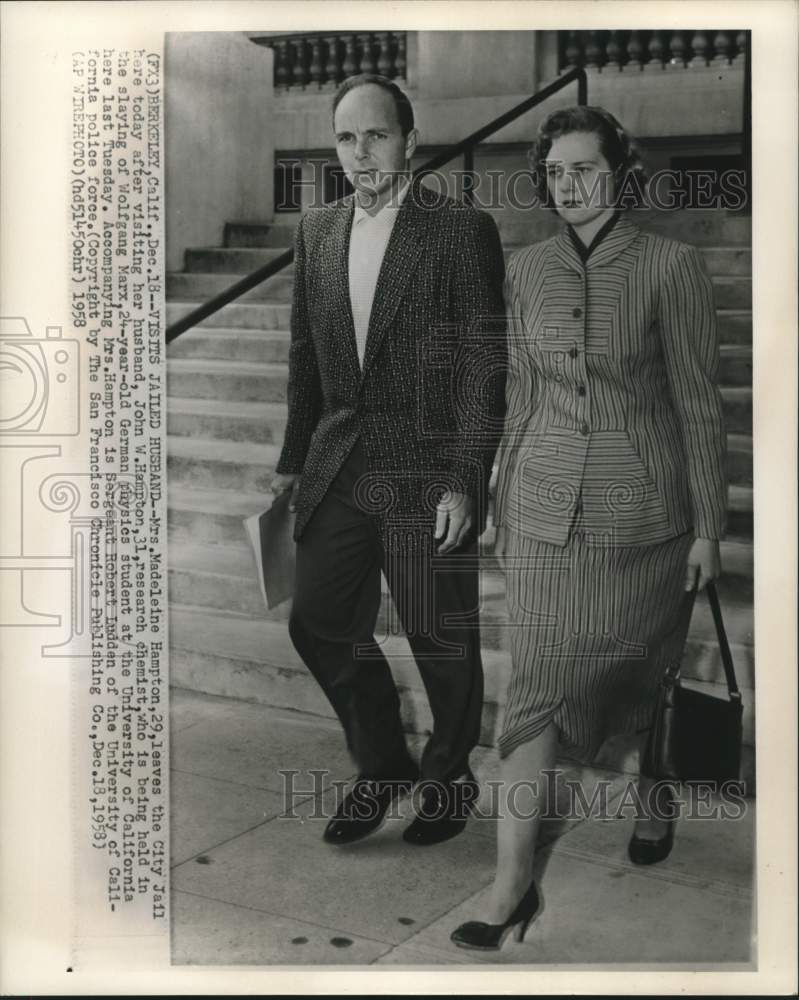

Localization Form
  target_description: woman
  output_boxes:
[451,106,727,950]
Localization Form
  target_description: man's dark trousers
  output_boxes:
[288,437,485,784]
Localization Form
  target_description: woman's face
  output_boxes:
[545,130,616,226]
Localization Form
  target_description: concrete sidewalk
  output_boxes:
[169,688,755,967]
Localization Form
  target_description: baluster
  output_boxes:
[394,32,407,80]
[309,36,324,87]
[564,30,583,69]
[689,30,710,67]
[645,30,666,70]
[274,39,290,90]
[585,31,603,69]
[668,30,686,68]
[626,30,643,70]
[734,30,748,66]
[712,31,732,65]
[325,36,342,85]
[605,30,622,70]
[358,33,377,73]
[376,32,393,76]
[342,34,358,79]
[290,39,309,88]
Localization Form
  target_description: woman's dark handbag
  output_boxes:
[641,582,744,783]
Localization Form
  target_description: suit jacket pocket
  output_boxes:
[582,431,671,531]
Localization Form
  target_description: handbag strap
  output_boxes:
[705,581,742,701]
[664,583,741,702]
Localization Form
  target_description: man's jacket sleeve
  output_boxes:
[275,217,322,475]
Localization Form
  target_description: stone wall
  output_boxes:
[164,33,274,271]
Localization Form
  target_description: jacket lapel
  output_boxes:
[551,216,641,274]
[320,196,361,381]
[585,217,640,269]
[359,184,425,380]
[551,227,585,275]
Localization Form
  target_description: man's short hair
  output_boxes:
[332,73,415,137]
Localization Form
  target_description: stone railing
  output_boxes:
[252,31,407,92]
[558,30,747,71]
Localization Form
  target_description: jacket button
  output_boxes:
[572,307,583,318]
[569,347,579,359]
[579,422,589,436]
[577,385,586,396]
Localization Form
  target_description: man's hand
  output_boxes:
[435,490,475,553]
[271,473,301,512]
[684,537,722,591]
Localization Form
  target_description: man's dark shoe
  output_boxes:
[324,775,416,846]
[402,769,480,846]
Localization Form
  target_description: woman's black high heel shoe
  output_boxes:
[450,879,541,951]
[628,783,677,866]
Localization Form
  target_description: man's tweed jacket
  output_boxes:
[494,217,728,547]
[275,180,507,543]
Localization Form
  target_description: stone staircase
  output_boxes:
[166,208,755,789]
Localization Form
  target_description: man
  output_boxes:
[272,74,506,847]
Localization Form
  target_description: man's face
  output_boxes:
[334,84,417,205]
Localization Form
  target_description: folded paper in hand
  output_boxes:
[243,490,296,610]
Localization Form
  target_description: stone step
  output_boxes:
[719,345,752,387]
[167,436,280,493]
[167,327,291,365]
[720,386,752,434]
[168,485,273,545]
[710,277,751,310]
[716,310,751,345]
[167,358,288,403]
[167,397,287,442]
[184,247,295,273]
[726,433,752,487]
[167,300,291,331]
[167,271,294,304]
[168,604,757,766]
[728,485,752,539]
[169,536,753,636]
[224,219,299,247]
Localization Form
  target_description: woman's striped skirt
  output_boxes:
[498,525,696,762]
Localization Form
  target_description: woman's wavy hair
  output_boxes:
[529,106,649,210]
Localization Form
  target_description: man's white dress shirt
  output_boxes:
[348,179,410,367]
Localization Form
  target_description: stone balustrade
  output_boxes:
[252,31,407,92]
[559,29,747,71]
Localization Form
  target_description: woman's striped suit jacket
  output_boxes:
[494,217,728,547]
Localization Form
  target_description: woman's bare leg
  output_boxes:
[479,721,558,924]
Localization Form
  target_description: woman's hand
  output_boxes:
[684,537,721,591]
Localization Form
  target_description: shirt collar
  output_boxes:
[353,175,411,224]
[567,210,622,264]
